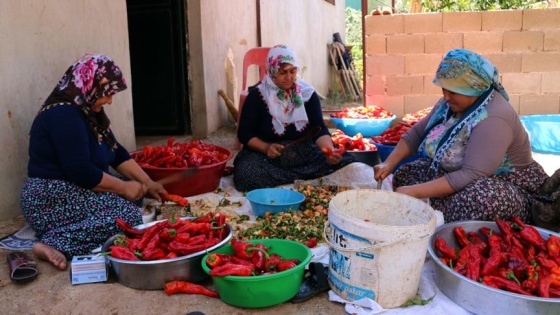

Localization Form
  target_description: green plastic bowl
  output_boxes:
[201,239,312,308]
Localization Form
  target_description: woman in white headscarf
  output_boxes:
[233,45,357,191]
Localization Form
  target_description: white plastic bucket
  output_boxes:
[325,189,437,308]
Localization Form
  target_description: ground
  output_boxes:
[1,116,558,315]
[0,125,347,315]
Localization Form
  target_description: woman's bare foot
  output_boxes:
[32,242,67,270]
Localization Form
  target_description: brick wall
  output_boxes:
[364,8,560,119]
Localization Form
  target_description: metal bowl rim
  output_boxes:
[428,220,560,303]
[102,219,234,265]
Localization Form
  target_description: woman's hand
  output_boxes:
[144,180,167,201]
[373,162,394,182]
[321,147,343,165]
[120,180,148,201]
[266,143,285,159]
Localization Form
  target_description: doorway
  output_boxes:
[126,0,190,136]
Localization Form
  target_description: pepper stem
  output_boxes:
[246,247,270,259]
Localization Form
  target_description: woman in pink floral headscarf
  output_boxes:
[234,45,357,191]
[20,54,167,270]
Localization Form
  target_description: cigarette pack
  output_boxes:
[70,254,107,285]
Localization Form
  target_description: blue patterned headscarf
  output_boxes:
[433,49,509,101]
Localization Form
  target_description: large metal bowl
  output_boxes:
[427,220,560,314]
[102,218,233,290]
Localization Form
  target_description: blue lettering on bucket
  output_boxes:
[331,223,373,245]
[356,252,374,259]
[329,248,351,279]
[328,268,376,300]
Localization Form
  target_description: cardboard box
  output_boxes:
[70,254,107,285]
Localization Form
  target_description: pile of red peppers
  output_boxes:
[331,129,377,151]
[110,212,228,261]
[329,105,393,119]
[205,238,300,277]
[435,217,560,298]
[370,121,415,145]
[132,137,229,168]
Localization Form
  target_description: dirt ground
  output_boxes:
[0,125,347,315]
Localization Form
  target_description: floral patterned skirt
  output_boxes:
[233,140,357,192]
[20,177,142,258]
[393,158,549,224]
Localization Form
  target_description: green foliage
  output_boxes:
[345,7,363,84]
[395,0,549,12]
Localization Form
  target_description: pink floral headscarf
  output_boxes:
[258,45,315,135]
[42,54,127,148]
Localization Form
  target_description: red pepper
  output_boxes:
[482,275,533,296]
[538,273,553,298]
[468,231,488,255]
[478,226,494,238]
[115,218,144,238]
[160,193,188,207]
[435,238,458,260]
[166,212,184,229]
[193,212,213,223]
[174,233,191,244]
[160,228,176,242]
[206,253,231,268]
[209,262,253,277]
[231,238,257,260]
[481,251,506,277]
[277,260,298,272]
[109,245,140,261]
[453,246,470,276]
[495,219,514,251]
[176,222,211,235]
[453,226,470,248]
[264,253,284,271]
[164,251,178,260]
[465,245,483,282]
[214,213,228,240]
[251,248,269,272]
[168,241,208,256]
[142,247,167,260]
[137,221,166,251]
[546,235,560,258]
[229,255,256,269]
[304,237,318,248]
[164,281,219,298]
[511,216,546,252]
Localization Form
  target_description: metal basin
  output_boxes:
[102,219,233,290]
[427,220,560,315]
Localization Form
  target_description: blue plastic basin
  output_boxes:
[520,115,560,155]
[245,188,306,217]
[330,115,397,137]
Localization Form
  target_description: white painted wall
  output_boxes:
[0,0,346,220]
[0,0,133,219]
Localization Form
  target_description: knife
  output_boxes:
[156,167,199,186]
[284,126,322,150]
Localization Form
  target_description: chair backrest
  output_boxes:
[242,47,271,91]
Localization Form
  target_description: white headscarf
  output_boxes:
[257,45,315,135]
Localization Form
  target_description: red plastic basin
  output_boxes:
[132,145,232,197]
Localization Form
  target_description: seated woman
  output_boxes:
[21,54,167,270]
[233,45,356,191]
[374,48,549,223]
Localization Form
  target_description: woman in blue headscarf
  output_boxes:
[374,49,549,223]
